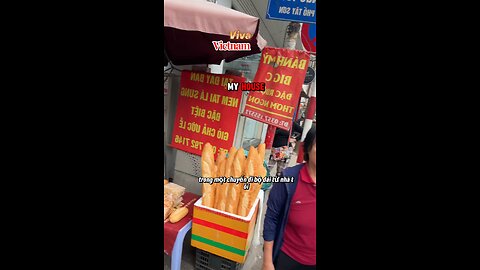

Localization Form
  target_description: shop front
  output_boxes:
[163,1,316,269]
[163,50,314,269]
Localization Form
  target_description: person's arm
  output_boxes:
[263,241,275,270]
[263,183,287,269]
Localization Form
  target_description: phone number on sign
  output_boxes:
[244,109,290,128]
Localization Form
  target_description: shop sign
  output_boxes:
[170,71,245,156]
[266,0,316,24]
[243,47,310,131]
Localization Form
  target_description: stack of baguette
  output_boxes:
[164,182,186,221]
[201,143,267,217]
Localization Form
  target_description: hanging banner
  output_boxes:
[244,47,310,130]
[171,71,244,156]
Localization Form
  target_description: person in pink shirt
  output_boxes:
[263,127,316,270]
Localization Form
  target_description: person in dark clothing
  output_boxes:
[269,118,303,177]
[272,120,303,148]
[263,127,316,270]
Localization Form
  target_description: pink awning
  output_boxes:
[164,0,267,66]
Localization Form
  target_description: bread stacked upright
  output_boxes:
[201,143,217,208]
[201,143,266,217]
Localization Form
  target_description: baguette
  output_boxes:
[214,159,227,208]
[226,182,244,214]
[224,147,237,177]
[245,146,257,178]
[255,144,265,176]
[226,148,246,214]
[213,149,227,208]
[169,207,188,223]
[217,147,237,211]
[164,193,174,208]
[164,206,172,220]
[237,146,257,216]
[248,181,262,210]
[248,145,266,211]
[216,150,227,166]
[232,148,246,178]
[202,143,216,178]
[201,143,216,208]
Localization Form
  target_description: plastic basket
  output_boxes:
[195,249,241,270]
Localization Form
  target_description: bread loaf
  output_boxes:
[202,143,216,178]
[248,166,265,211]
[216,159,229,211]
[214,159,227,208]
[201,143,216,208]
[255,145,265,176]
[214,149,226,179]
[217,147,237,211]
[213,149,227,208]
[226,148,246,214]
[232,148,245,178]
[219,158,227,177]
[173,197,183,208]
[237,146,257,216]
[249,145,266,211]
[169,207,188,223]
[164,183,186,199]
[245,146,257,178]
[226,181,244,214]
[164,206,172,220]
[164,193,174,208]
[216,150,227,166]
[224,147,237,177]
[248,182,261,210]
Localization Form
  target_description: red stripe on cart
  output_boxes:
[192,217,248,239]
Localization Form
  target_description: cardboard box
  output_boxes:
[191,191,262,263]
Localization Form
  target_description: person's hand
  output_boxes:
[262,262,275,270]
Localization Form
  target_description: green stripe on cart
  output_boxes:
[191,234,246,256]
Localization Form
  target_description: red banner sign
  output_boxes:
[244,47,310,130]
[171,71,245,156]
